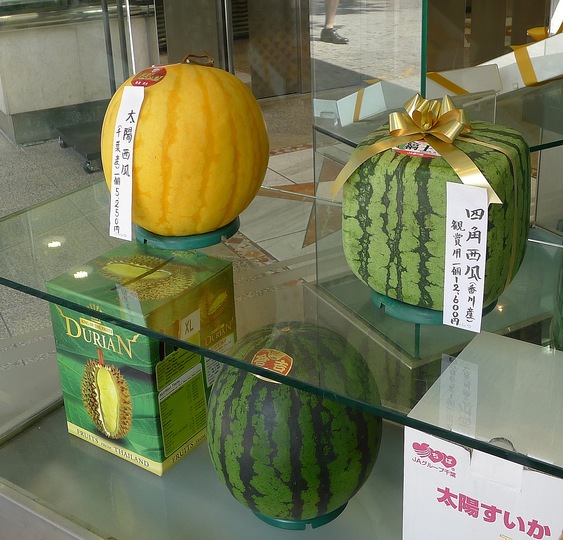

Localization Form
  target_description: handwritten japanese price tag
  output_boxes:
[109,85,145,241]
[443,182,489,333]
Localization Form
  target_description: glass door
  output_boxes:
[161,0,310,98]
[0,0,158,167]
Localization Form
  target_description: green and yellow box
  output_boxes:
[47,243,236,475]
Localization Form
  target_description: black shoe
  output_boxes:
[320,27,349,44]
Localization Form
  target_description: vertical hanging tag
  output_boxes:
[443,182,489,333]
[109,85,145,241]
[116,284,145,325]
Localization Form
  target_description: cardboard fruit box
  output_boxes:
[47,243,236,475]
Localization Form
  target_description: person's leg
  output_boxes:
[320,0,349,44]
[324,0,339,28]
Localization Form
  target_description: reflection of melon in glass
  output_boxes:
[104,263,172,281]
[101,255,195,300]
[81,350,132,439]
[200,289,229,321]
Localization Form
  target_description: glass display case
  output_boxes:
[0,0,563,538]
[308,0,563,492]
[310,0,563,231]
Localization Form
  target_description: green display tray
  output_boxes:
[371,290,497,325]
[254,504,347,530]
[135,218,240,250]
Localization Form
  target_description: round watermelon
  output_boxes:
[206,321,382,528]
[342,121,531,312]
[100,58,269,237]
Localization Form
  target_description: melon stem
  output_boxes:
[181,52,214,67]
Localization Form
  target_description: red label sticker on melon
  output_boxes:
[251,349,293,378]
[393,140,441,158]
[131,67,167,87]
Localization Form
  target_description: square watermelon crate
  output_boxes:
[47,242,236,475]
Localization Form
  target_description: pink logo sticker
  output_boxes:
[413,442,457,468]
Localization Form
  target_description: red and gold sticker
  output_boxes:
[393,140,441,158]
[251,349,293,383]
[131,66,167,87]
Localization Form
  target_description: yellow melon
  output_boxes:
[101,57,269,237]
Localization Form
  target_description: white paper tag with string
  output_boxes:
[443,182,489,333]
[108,85,145,241]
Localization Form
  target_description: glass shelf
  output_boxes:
[0,179,562,483]
[306,0,563,499]
[313,78,563,156]
[310,0,563,157]
[0,411,404,539]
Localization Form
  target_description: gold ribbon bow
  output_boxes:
[388,93,470,143]
[511,23,563,87]
[330,94,502,204]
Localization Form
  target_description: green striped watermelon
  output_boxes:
[206,321,382,527]
[342,121,531,311]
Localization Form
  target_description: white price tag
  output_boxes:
[443,182,489,333]
[116,283,145,325]
[109,85,145,241]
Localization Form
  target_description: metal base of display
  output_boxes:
[135,218,240,250]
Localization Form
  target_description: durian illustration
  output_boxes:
[199,288,229,322]
[100,254,196,300]
[81,348,133,439]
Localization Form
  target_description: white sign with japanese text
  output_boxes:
[443,182,489,333]
[108,85,145,241]
[404,427,563,540]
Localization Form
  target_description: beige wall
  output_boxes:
[0,15,157,116]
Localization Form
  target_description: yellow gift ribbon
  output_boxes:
[511,23,563,87]
[353,79,381,123]
[330,94,502,205]
[526,23,563,42]
[426,72,469,95]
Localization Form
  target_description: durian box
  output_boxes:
[46,243,236,475]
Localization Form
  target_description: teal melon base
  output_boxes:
[134,217,240,250]
[371,291,497,326]
[253,503,347,530]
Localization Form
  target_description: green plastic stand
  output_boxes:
[371,290,497,326]
[134,217,240,250]
[253,504,347,530]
